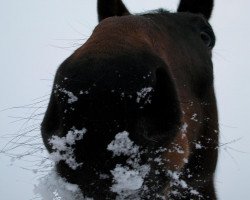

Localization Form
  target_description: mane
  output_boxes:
[139,8,170,16]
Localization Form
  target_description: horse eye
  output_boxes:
[200,31,214,49]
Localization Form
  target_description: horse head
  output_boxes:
[41,0,218,199]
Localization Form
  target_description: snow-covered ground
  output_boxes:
[0,0,250,199]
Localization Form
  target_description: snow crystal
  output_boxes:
[155,170,160,175]
[195,143,203,149]
[136,87,153,104]
[107,131,139,157]
[110,164,150,199]
[190,189,200,195]
[173,146,185,154]
[34,169,86,200]
[79,90,89,95]
[62,89,78,104]
[168,170,180,181]
[168,170,188,189]
[167,170,200,198]
[53,190,62,200]
[155,147,167,153]
[179,180,188,189]
[110,165,144,193]
[99,173,110,180]
[154,157,164,165]
[181,123,188,133]
[49,127,86,170]
[55,84,78,104]
[107,131,150,199]
[191,113,198,122]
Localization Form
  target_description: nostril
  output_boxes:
[136,67,181,144]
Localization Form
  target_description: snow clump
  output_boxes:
[49,127,86,170]
[34,169,92,200]
[107,131,139,157]
[167,170,200,198]
[136,87,153,105]
[107,131,150,199]
[54,84,78,104]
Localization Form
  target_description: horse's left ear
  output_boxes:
[97,0,130,22]
[177,0,214,20]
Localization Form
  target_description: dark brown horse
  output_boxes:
[41,0,218,199]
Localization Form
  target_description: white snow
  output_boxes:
[190,189,200,195]
[62,89,78,104]
[190,113,198,122]
[34,169,94,200]
[107,131,150,199]
[49,127,87,170]
[154,157,164,165]
[99,173,110,180]
[195,143,203,149]
[181,123,188,133]
[55,84,78,104]
[136,87,153,104]
[167,170,200,198]
[173,145,185,154]
[110,164,150,199]
[107,131,139,157]
[110,165,144,193]
[80,90,89,95]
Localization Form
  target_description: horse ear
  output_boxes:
[177,0,214,20]
[97,0,130,22]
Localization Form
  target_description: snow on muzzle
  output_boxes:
[41,54,182,199]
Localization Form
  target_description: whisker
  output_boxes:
[218,137,242,147]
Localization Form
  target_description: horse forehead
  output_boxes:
[96,12,203,32]
[72,16,156,60]
[89,13,206,51]
[93,13,194,39]
[96,15,153,31]
[75,14,192,59]
[90,15,157,43]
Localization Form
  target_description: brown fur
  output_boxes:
[41,1,218,199]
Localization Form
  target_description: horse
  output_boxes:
[41,0,219,199]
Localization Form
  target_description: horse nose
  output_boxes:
[55,52,157,118]
[41,52,181,149]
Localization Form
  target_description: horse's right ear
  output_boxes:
[97,0,130,22]
[177,0,214,20]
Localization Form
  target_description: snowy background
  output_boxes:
[0,0,249,199]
